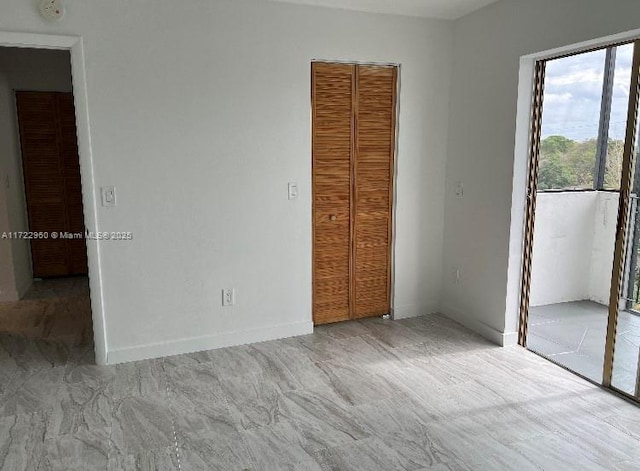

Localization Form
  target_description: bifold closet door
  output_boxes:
[353,65,397,319]
[312,62,397,325]
[16,91,88,278]
[312,63,355,324]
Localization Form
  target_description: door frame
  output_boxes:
[0,32,107,365]
[310,59,401,322]
[508,28,640,403]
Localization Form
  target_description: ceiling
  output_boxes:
[268,0,500,20]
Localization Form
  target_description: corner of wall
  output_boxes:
[440,303,517,347]
[393,303,439,320]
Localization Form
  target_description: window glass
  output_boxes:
[603,43,634,190]
[538,49,606,191]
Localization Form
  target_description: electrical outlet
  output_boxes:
[455,182,464,198]
[222,288,235,306]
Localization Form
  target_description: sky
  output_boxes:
[541,43,633,141]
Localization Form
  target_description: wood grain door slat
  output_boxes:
[16,91,88,278]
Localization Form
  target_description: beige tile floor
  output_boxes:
[1,278,640,470]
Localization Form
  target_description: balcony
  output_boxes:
[528,191,640,395]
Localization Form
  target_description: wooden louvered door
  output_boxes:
[312,62,397,325]
[16,91,88,278]
[353,65,396,319]
[312,63,355,324]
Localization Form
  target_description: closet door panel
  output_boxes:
[16,91,88,278]
[56,93,88,274]
[16,92,69,278]
[312,63,354,325]
[353,65,396,319]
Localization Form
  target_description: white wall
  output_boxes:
[529,192,617,307]
[0,48,73,301]
[589,191,618,305]
[442,0,640,346]
[0,0,453,362]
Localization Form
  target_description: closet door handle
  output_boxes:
[329,215,337,221]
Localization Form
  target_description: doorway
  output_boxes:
[0,45,97,360]
[311,61,398,325]
[519,39,640,403]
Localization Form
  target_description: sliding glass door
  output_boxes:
[520,38,640,403]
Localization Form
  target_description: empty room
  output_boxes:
[0,0,639,469]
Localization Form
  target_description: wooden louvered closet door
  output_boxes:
[353,65,396,319]
[16,91,88,278]
[312,63,355,324]
[312,62,397,325]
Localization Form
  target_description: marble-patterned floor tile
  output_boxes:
[208,344,264,378]
[242,420,315,470]
[163,357,227,409]
[105,358,167,401]
[556,413,640,462]
[614,460,640,471]
[469,452,543,471]
[291,333,406,370]
[38,427,111,471]
[354,398,462,470]
[311,436,412,471]
[280,387,369,452]
[0,335,70,373]
[435,417,545,468]
[313,320,371,340]
[0,412,48,471]
[253,341,334,390]
[358,317,432,348]
[603,406,640,440]
[218,371,286,430]
[1,288,640,471]
[47,382,113,438]
[109,395,176,457]
[376,365,460,420]
[244,343,313,392]
[314,358,398,406]
[0,366,65,417]
[107,445,179,471]
[510,432,611,470]
[174,412,252,471]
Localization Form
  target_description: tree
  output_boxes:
[537,136,625,191]
[538,153,571,190]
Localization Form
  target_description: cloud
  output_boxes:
[541,45,633,141]
[546,69,603,87]
[544,92,573,104]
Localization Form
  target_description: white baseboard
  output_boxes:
[501,330,519,347]
[441,304,517,347]
[393,303,439,320]
[106,320,314,365]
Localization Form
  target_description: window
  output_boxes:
[537,44,633,192]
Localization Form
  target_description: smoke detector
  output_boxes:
[39,0,65,21]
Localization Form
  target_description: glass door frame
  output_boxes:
[518,38,640,404]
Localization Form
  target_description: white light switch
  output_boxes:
[288,182,298,200]
[455,182,464,199]
[101,186,116,207]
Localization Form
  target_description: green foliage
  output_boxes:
[537,136,624,191]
